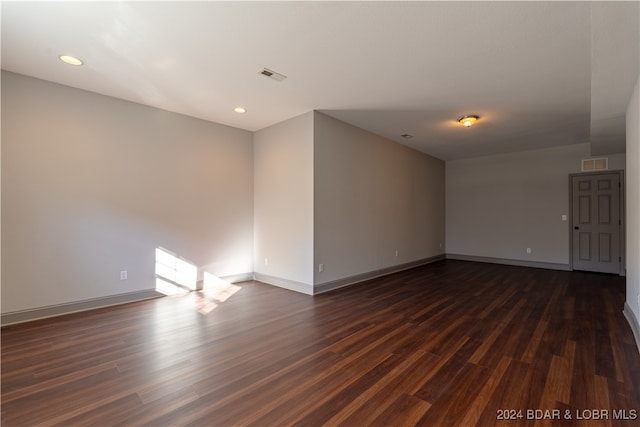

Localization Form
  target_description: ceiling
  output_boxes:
[1,1,638,160]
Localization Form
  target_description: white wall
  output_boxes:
[625,73,640,337]
[6,69,633,323]
[253,112,314,293]
[446,143,625,267]
[1,71,254,313]
[314,112,445,286]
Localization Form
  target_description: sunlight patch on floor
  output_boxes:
[195,272,242,314]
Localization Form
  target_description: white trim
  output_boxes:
[253,273,314,295]
[623,303,640,355]
[446,253,571,271]
[313,255,445,294]
[2,272,256,327]
[221,272,255,284]
[1,289,161,326]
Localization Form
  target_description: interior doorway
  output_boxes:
[569,171,624,274]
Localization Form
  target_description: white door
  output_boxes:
[571,172,622,274]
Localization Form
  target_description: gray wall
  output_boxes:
[626,73,640,338]
[446,143,625,268]
[1,71,254,314]
[253,112,314,293]
[314,112,445,285]
[5,69,635,332]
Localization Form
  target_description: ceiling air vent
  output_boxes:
[581,158,608,172]
[260,68,287,82]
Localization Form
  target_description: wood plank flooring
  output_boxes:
[2,260,640,426]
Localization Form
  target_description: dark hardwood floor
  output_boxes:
[2,260,640,426]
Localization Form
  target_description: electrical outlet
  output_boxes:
[120,270,128,280]
[637,294,640,308]
[264,258,269,266]
[318,263,324,273]
[526,248,532,254]
[395,250,399,257]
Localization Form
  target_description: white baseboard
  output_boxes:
[2,272,257,327]
[221,272,255,284]
[1,289,162,326]
[446,253,571,271]
[252,273,314,295]
[313,255,445,295]
[623,302,640,355]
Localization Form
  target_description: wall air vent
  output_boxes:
[260,68,287,82]
[581,158,608,172]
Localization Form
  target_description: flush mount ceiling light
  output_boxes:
[58,54,83,66]
[458,115,479,127]
[259,67,287,82]
[233,107,246,113]
[400,133,414,139]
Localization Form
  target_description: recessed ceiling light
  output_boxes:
[458,115,479,127]
[58,55,83,66]
[234,107,246,114]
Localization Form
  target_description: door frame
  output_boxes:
[568,170,625,275]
